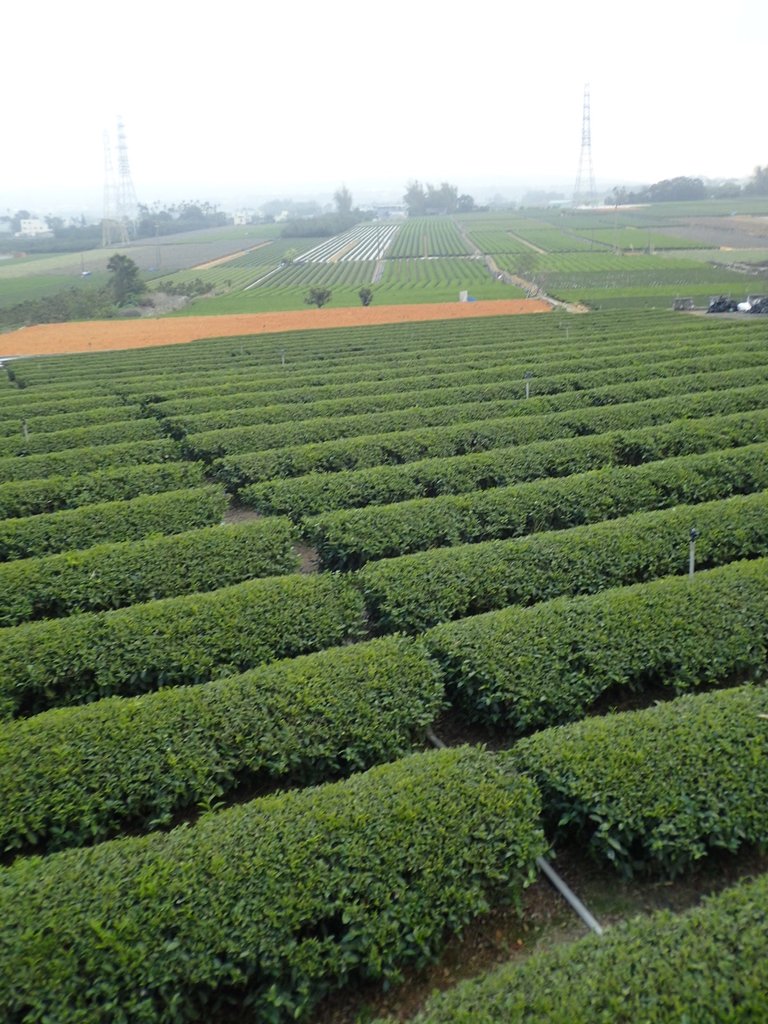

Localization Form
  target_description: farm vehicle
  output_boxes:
[707,296,739,313]
[707,295,768,314]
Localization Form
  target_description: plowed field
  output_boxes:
[0,300,551,358]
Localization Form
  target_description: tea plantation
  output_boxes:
[1,307,767,1022]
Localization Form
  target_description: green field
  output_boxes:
[3,200,768,319]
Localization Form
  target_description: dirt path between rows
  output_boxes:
[0,299,552,358]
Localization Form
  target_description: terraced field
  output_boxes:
[1,309,767,1023]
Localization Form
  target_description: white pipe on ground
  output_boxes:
[426,726,604,937]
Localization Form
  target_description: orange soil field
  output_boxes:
[0,300,551,359]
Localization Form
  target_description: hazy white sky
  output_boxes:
[4,0,767,211]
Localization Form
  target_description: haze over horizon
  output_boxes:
[5,0,766,216]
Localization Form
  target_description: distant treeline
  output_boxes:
[135,201,228,238]
[0,275,208,331]
[611,166,768,205]
[0,287,123,330]
[0,202,228,258]
[279,211,370,239]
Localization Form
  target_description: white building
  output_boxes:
[16,218,53,238]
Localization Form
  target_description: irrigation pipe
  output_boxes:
[426,725,604,937]
[535,856,604,936]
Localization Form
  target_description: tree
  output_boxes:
[403,181,427,217]
[515,251,539,283]
[403,181,462,216]
[426,182,458,214]
[107,254,145,305]
[609,176,707,205]
[304,287,332,308]
[745,165,768,196]
[334,185,353,215]
[358,287,373,306]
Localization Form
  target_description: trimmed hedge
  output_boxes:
[308,442,768,569]
[0,571,365,718]
[0,636,444,855]
[511,685,768,877]
[391,872,768,1024]
[0,402,142,439]
[0,436,182,483]
[0,392,116,421]
[0,485,227,563]
[359,489,768,633]
[0,460,205,520]
[146,330,768,413]
[160,348,768,436]
[425,557,768,732]
[0,518,298,626]
[216,382,768,488]
[171,354,768,442]
[0,417,163,458]
[242,407,768,520]
[185,396,551,460]
[0,747,545,1023]
[0,437,182,483]
[118,316,691,403]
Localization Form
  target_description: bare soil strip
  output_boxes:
[0,299,551,358]
[508,231,547,255]
[193,241,270,271]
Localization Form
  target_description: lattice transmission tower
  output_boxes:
[102,117,140,247]
[573,84,596,207]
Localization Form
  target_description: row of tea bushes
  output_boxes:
[241,407,768,519]
[73,312,686,397]
[359,490,768,632]
[0,416,163,458]
[0,401,142,439]
[0,637,443,855]
[0,747,545,1024]
[0,572,365,718]
[5,555,768,859]
[0,437,182,483]
[0,485,228,562]
[390,869,768,1024]
[140,317,768,417]
[425,557,768,731]
[308,442,768,569]
[0,460,205,520]
[186,364,768,461]
[216,381,768,487]
[511,685,768,876]
[5,490,767,706]
[161,346,768,437]
[2,683,765,1021]
[0,517,298,627]
[0,390,117,419]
